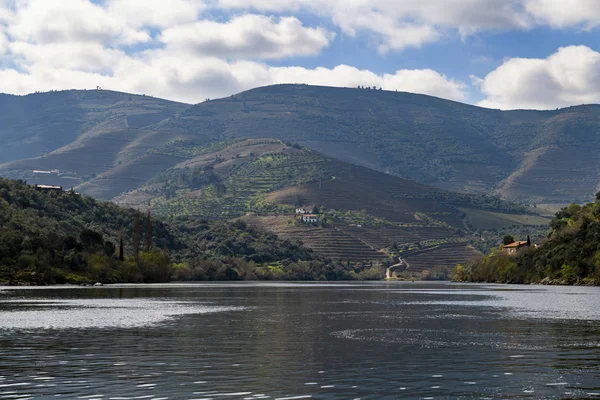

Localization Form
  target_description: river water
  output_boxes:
[0,282,598,399]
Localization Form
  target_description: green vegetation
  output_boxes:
[0,179,176,285]
[0,178,385,284]
[150,150,328,218]
[149,139,238,158]
[454,195,600,285]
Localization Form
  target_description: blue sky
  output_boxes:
[1,0,600,109]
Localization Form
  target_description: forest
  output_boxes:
[454,195,600,285]
[0,178,383,284]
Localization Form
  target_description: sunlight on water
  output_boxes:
[0,298,245,329]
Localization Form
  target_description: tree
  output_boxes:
[80,229,103,250]
[119,237,124,262]
[133,210,141,261]
[145,210,153,251]
[502,235,515,246]
[312,205,320,214]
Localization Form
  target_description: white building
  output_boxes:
[302,214,319,223]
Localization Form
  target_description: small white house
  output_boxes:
[302,214,319,223]
[34,184,63,192]
[296,207,310,214]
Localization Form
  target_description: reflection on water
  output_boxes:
[0,282,597,399]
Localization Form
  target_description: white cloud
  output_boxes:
[9,41,126,72]
[217,0,534,51]
[524,0,600,29]
[1,0,599,111]
[474,46,600,110]
[9,0,150,45]
[217,0,600,52]
[160,14,334,59]
[0,5,13,26]
[0,44,468,104]
[0,31,7,54]
[106,0,205,28]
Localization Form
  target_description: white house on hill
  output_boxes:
[296,207,310,214]
[302,214,319,223]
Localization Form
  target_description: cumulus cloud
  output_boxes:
[106,0,205,28]
[0,47,469,104]
[0,31,7,54]
[217,0,533,51]
[9,0,150,45]
[0,0,599,109]
[9,41,126,72]
[217,0,600,51]
[160,15,334,59]
[525,0,600,29]
[473,46,600,110]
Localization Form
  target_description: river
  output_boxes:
[0,282,598,399]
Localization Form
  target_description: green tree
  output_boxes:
[145,210,153,251]
[560,263,581,284]
[133,210,141,261]
[502,235,515,245]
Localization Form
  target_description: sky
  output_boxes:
[0,0,600,109]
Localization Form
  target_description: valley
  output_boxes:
[0,85,578,277]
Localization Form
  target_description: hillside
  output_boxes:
[0,178,361,284]
[113,139,548,269]
[0,90,188,164]
[455,197,600,285]
[1,85,600,204]
[159,85,600,204]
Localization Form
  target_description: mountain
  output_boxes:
[2,85,600,204]
[159,85,600,204]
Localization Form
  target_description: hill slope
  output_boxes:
[1,86,600,204]
[455,199,600,285]
[0,178,354,284]
[113,139,547,266]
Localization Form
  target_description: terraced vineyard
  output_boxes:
[267,161,465,225]
[149,138,253,158]
[242,216,388,262]
[336,226,461,250]
[151,149,329,218]
[403,244,482,274]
